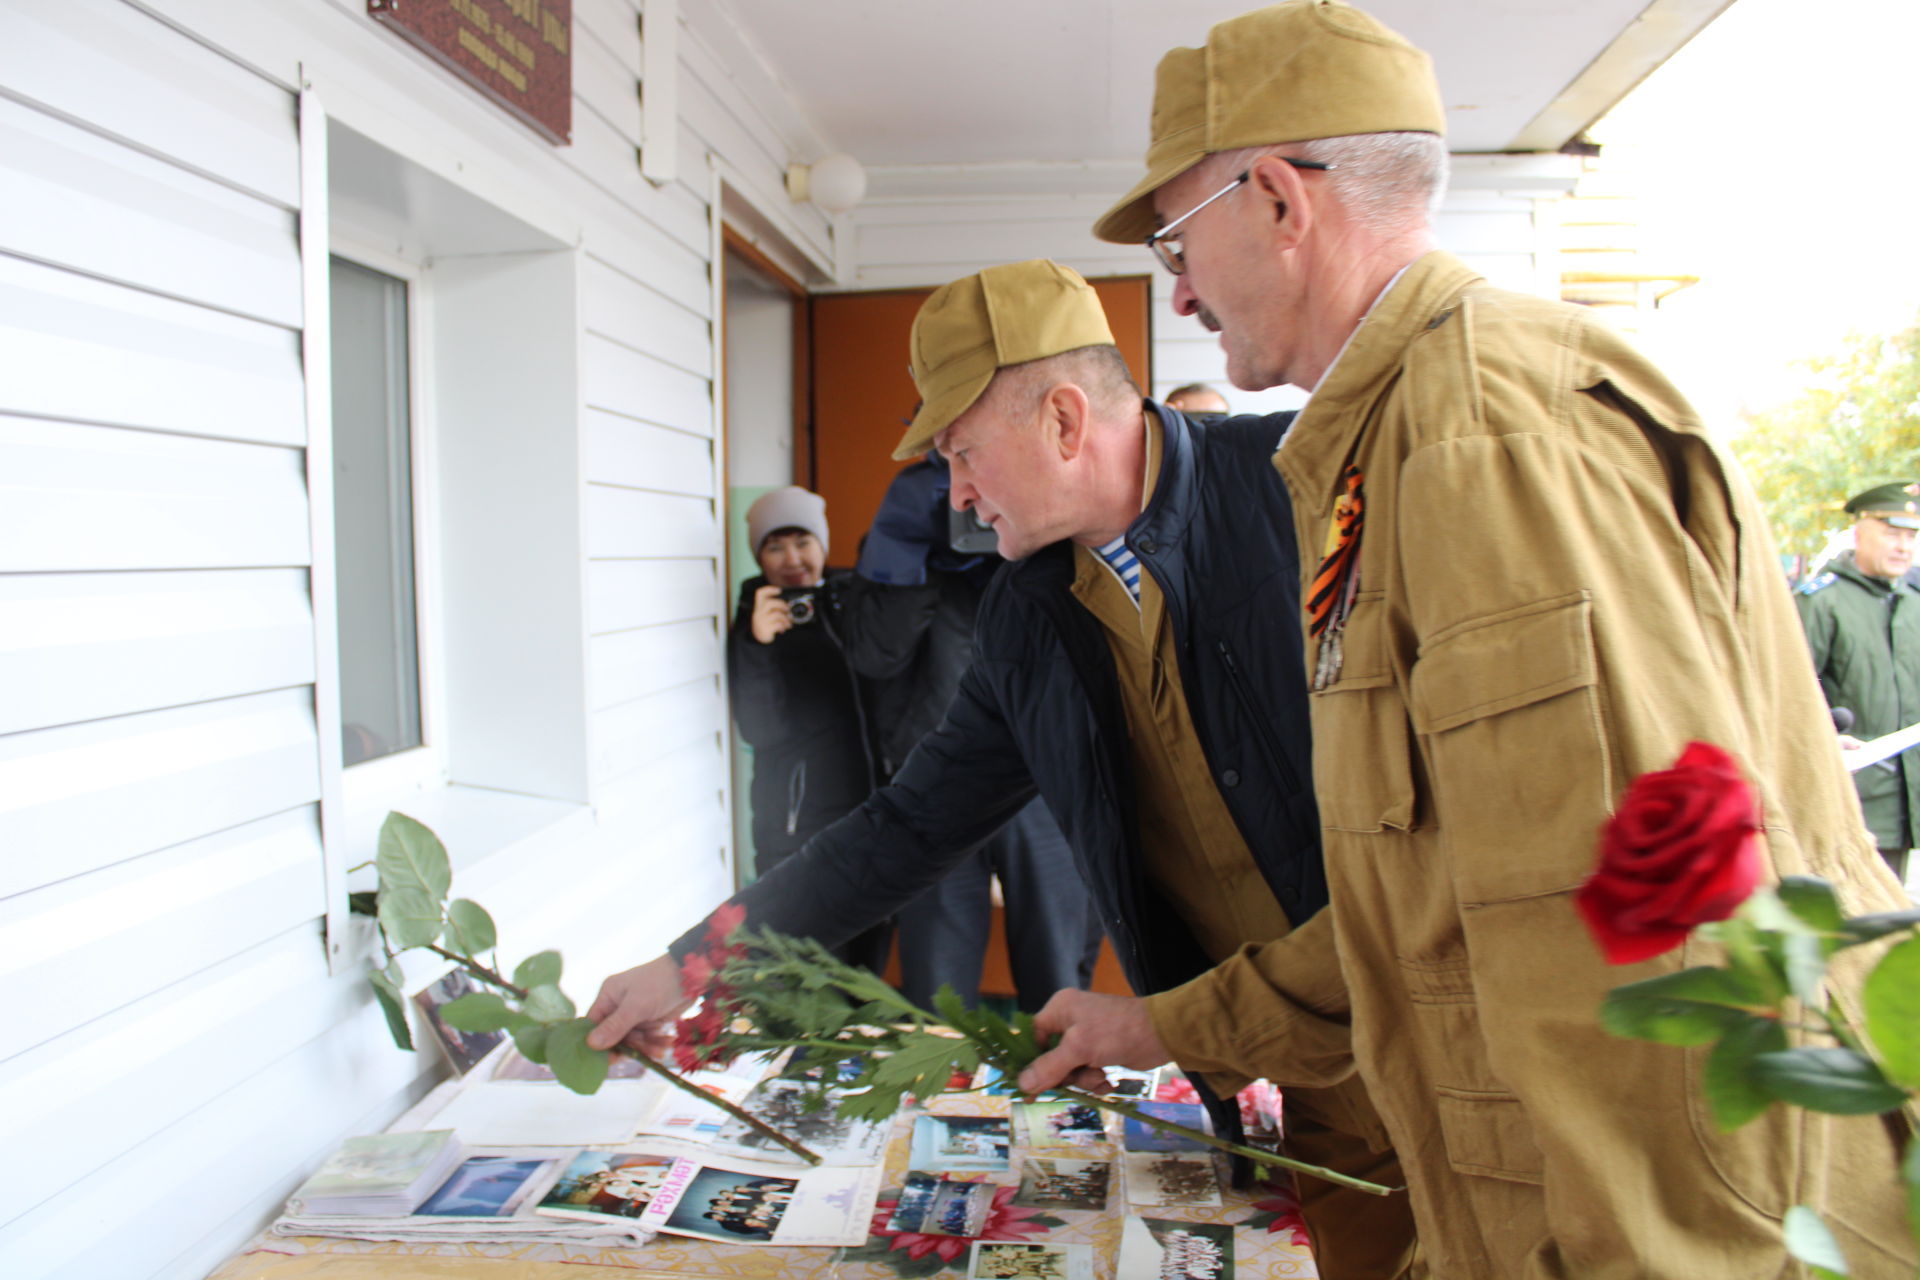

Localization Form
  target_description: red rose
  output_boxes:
[1576,741,1764,965]
[706,902,747,948]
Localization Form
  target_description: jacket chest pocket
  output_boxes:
[1310,590,1417,834]
[1408,591,1611,903]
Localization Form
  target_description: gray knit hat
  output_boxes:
[746,486,830,556]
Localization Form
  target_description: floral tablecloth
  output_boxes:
[208,1092,1319,1280]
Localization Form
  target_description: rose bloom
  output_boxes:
[1575,741,1764,965]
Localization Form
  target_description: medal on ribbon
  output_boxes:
[1307,465,1364,691]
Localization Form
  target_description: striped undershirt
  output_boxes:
[1095,535,1142,606]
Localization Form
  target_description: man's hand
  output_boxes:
[585,953,690,1058]
[1839,733,1866,751]
[750,584,793,645]
[1019,989,1173,1095]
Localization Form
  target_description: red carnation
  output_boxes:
[1576,741,1765,965]
[706,902,748,949]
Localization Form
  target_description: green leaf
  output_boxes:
[441,991,518,1033]
[368,962,413,1051]
[837,1032,980,1123]
[522,982,576,1022]
[1777,876,1846,934]
[445,898,497,957]
[1751,1047,1910,1115]
[1782,1205,1850,1277]
[512,1021,551,1065]
[1839,908,1920,947]
[1702,1015,1788,1131]
[1781,932,1829,1012]
[1600,967,1764,1045]
[377,886,443,951]
[546,1018,611,1095]
[1863,934,1920,1088]
[514,950,563,990]
[1903,1137,1920,1245]
[376,812,452,907]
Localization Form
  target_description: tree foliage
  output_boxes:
[1731,318,1920,561]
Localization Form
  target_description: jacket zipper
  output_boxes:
[1217,638,1302,795]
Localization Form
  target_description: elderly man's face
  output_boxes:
[935,393,1077,561]
[756,530,824,587]
[1853,516,1917,581]
[1158,159,1301,393]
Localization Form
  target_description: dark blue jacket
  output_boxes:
[688,403,1323,1007]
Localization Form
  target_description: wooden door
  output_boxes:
[806,276,1153,567]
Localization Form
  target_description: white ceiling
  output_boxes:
[713,0,1735,169]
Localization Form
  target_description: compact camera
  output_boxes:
[948,505,999,555]
[779,586,817,625]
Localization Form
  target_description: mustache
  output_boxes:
[1196,305,1222,333]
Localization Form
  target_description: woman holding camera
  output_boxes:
[727,487,890,972]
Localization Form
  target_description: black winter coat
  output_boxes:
[838,565,996,777]
[727,570,878,871]
[695,405,1322,1005]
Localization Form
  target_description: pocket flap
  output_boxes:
[1411,593,1595,734]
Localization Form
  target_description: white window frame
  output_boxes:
[325,236,447,815]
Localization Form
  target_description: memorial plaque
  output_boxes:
[370,0,572,145]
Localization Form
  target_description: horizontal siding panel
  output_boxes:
[574,10,641,144]
[586,408,715,496]
[0,415,310,573]
[590,616,721,711]
[563,101,710,260]
[0,0,299,207]
[0,255,305,444]
[0,944,428,1278]
[0,807,322,1063]
[0,567,314,736]
[1430,208,1538,255]
[0,95,301,327]
[582,330,713,436]
[593,735,727,829]
[586,484,718,559]
[581,255,711,378]
[591,675,725,785]
[0,687,320,900]
[854,216,1115,273]
[587,557,721,634]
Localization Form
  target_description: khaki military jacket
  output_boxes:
[1242,252,1911,1277]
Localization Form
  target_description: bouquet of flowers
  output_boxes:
[359,813,1395,1197]
[1576,742,1920,1277]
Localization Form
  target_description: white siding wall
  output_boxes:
[0,0,830,1276]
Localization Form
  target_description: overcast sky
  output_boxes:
[1592,0,1920,428]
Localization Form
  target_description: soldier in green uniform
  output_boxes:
[1796,480,1920,879]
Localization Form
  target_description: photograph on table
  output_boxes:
[886,1172,993,1237]
[911,1114,1012,1172]
[1120,1101,1212,1153]
[1012,1158,1111,1211]
[1122,1152,1221,1208]
[638,1155,886,1246]
[535,1151,676,1222]
[490,1044,649,1082]
[968,1240,1094,1280]
[1013,1100,1107,1151]
[412,971,506,1075]
[708,1077,889,1166]
[1115,1215,1236,1280]
[415,1155,555,1218]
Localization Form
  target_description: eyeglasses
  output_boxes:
[1144,158,1334,275]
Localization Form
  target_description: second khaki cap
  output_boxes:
[1093,0,1445,245]
[892,260,1116,460]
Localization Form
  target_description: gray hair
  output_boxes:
[984,344,1141,422]
[1210,132,1449,236]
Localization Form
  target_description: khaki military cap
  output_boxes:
[1093,0,1445,245]
[892,260,1116,460]
[1846,481,1920,530]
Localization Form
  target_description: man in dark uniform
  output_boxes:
[1796,480,1920,880]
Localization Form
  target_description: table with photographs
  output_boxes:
[208,1082,1322,1280]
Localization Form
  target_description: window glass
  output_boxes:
[329,255,422,767]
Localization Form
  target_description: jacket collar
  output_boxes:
[1130,399,1201,554]
[1834,551,1911,597]
[1279,250,1483,517]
